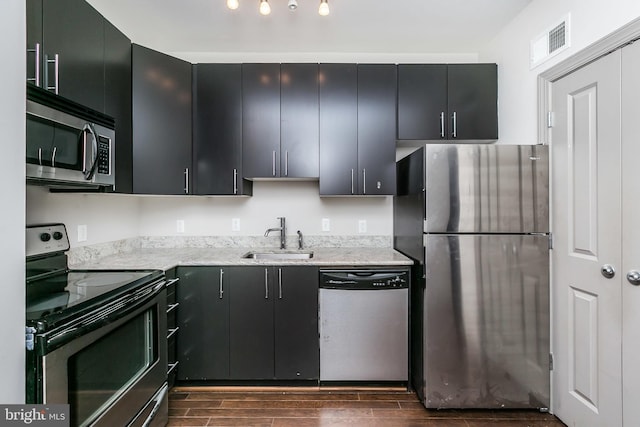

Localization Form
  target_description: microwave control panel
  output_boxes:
[97,136,111,175]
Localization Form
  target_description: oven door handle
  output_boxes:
[45,280,165,351]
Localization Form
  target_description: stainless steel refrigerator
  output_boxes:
[394,144,550,409]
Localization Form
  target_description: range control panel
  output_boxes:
[26,223,70,258]
[319,269,409,290]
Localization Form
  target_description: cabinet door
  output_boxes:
[280,63,319,178]
[26,0,43,88]
[176,267,230,380]
[274,267,319,380]
[447,64,498,140]
[397,64,448,140]
[132,44,192,195]
[41,0,105,112]
[357,64,397,195]
[242,64,281,178]
[104,20,132,194]
[194,64,251,195]
[319,64,358,195]
[228,267,275,379]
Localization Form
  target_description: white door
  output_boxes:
[621,41,640,427]
[551,50,623,427]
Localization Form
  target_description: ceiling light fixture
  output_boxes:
[259,0,271,15]
[226,0,330,16]
[318,0,329,16]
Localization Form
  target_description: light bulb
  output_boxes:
[227,0,239,10]
[288,0,298,10]
[259,0,271,15]
[318,0,329,16]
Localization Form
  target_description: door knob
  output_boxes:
[627,270,640,286]
[601,264,616,279]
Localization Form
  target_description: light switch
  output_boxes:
[176,220,185,233]
[322,218,330,232]
[358,220,367,233]
[77,225,87,242]
[232,218,241,231]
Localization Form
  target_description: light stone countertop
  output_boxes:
[70,246,414,271]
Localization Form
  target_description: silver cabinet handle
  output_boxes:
[167,327,179,340]
[285,151,289,177]
[184,168,189,194]
[166,303,179,314]
[27,43,41,86]
[167,361,179,375]
[45,53,59,94]
[278,268,283,299]
[233,168,238,195]
[451,111,457,138]
[264,268,269,299]
[627,270,640,286]
[38,148,42,166]
[164,278,180,288]
[362,169,367,195]
[272,150,277,176]
[51,146,57,167]
[351,169,354,195]
[601,264,616,279]
[439,112,445,138]
[219,269,224,299]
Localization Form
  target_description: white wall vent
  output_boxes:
[530,14,571,69]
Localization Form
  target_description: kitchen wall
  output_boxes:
[1,0,25,403]
[480,0,640,144]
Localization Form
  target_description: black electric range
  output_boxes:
[25,223,163,338]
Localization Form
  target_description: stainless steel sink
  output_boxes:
[242,251,314,260]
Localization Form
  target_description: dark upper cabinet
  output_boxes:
[357,64,397,196]
[228,267,275,380]
[39,0,105,112]
[242,64,281,178]
[320,64,396,196]
[193,64,251,195]
[280,63,320,178]
[242,63,320,179]
[447,64,498,140]
[104,20,132,194]
[26,0,43,88]
[319,63,358,195]
[397,63,498,141]
[176,267,230,381]
[397,64,447,140]
[132,44,192,195]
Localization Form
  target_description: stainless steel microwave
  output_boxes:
[26,87,115,190]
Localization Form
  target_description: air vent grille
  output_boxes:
[549,21,566,53]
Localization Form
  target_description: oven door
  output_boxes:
[41,280,167,427]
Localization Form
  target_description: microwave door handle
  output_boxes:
[82,123,99,180]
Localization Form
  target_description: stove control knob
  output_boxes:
[40,233,51,242]
[52,231,64,240]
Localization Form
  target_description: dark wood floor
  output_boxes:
[168,387,566,426]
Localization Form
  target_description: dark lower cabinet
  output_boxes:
[132,44,192,195]
[176,266,319,382]
[176,267,230,381]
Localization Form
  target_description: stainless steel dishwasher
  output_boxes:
[319,269,409,383]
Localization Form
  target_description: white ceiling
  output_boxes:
[87,0,531,56]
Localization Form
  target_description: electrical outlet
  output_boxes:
[176,219,185,233]
[77,225,87,242]
[232,218,241,231]
[322,218,330,232]
[358,220,367,233]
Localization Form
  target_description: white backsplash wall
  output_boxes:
[137,181,392,238]
[26,185,141,247]
[26,181,393,248]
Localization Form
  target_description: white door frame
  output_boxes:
[538,15,640,419]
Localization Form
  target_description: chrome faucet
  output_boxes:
[297,230,304,250]
[264,217,286,249]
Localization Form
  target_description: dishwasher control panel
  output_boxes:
[319,269,409,290]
